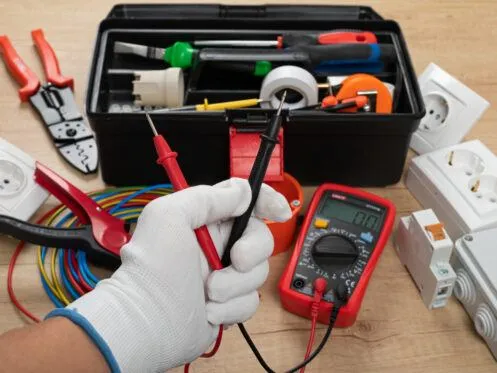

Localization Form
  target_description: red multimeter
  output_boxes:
[279,183,396,327]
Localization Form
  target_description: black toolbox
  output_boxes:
[86,4,425,187]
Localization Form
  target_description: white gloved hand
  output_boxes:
[47,178,291,373]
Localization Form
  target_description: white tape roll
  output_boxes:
[260,66,318,110]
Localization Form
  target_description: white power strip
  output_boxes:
[410,63,489,155]
[452,229,497,360]
[0,138,49,220]
[395,209,456,309]
[406,140,497,241]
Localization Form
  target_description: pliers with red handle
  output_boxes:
[0,163,129,267]
[0,29,98,174]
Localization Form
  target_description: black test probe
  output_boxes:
[219,90,348,373]
[221,90,287,267]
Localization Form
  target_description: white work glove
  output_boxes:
[46,178,291,373]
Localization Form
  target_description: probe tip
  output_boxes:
[144,110,158,136]
[277,90,287,115]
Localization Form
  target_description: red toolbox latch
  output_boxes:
[229,126,284,182]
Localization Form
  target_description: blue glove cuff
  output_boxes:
[46,308,121,373]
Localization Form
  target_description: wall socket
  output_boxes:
[406,140,497,241]
[395,209,456,309]
[452,229,497,361]
[0,138,49,220]
[410,63,490,155]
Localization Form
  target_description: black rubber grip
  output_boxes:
[0,215,120,267]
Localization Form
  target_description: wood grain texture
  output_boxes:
[0,0,496,372]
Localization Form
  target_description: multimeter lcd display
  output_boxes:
[320,197,383,231]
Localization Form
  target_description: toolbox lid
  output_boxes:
[107,4,383,21]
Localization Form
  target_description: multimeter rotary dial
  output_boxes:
[312,234,358,272]
[299,228,371,293]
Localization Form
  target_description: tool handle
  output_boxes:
[31,29,74,89]
[295,44,395,68]
[279,31,377,48]
[197,98,260,111]
[34,162,129,256]
[317,31,377,45]
[0,215,120,267]
[0,35,40,102]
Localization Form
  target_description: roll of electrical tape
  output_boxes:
[260,66,318,110]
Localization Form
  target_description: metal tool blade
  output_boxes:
[57,138,98,174]
[193,40,277,48]
[113,41,165,60]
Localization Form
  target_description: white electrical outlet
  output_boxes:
[395,209,456,309]
[410,63,490,155]
[406,140,497,241]
[0,138,49,220]
[451,229,497,361]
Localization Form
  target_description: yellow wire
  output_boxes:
[51,247,71,305]
[35,187,171,305]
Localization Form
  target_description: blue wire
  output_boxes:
[58,250,78,300]
[37,185,171,306]
[39,248,63,307]
[110,184,172,213]
[78,252,98,287]
[40,275,64,308]
[67,250,80,282]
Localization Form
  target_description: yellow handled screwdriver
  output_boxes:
[152,98,265,112]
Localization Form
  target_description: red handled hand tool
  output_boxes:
[0,30,98,174]
[0,163,129,267]
[193,31,377,48]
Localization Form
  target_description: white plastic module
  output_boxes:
[395,209,456,309]
[452,229,497,360]
[0,138,49,220]
[410,63,489,155]
[406,140,497,241]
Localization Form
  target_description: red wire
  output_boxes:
[7,206,61,323]
[71,251,93,292]
[183,321,224,371]
[201,326,223,358]
[63,250,85,296]
[300,315,318,373]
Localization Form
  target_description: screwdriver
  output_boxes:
[193,31,377,48]
[152,98,266,113]
[221,91,287,267]
[144,110,223,271]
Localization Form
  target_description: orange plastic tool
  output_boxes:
[336,74,393,113]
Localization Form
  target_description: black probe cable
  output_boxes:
[239,288,347,373]
[220,92,347,372]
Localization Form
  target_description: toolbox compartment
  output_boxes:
[87,4,425,186]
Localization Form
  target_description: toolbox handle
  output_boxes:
[106,4,383,21]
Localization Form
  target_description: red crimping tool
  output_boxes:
[0,163,129,267]
[0,30,98,174]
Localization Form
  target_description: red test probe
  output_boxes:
[144,112,223,371]
[144,111,223,271]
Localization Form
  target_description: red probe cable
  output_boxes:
[300,278,327,373]
[7,206,61,323]
[144,112,224,367]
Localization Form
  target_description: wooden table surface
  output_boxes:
[1,1,496,372]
